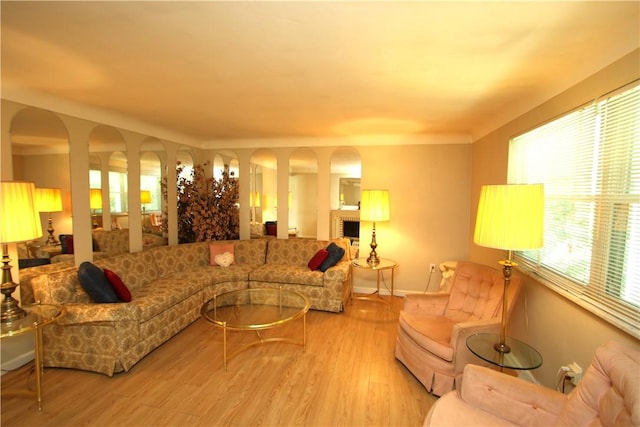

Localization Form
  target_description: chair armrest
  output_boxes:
[451,318,502,347]
[402,293,449,315]
[450,318,502,369]
[56,303,140,325]
[459,364,566,426]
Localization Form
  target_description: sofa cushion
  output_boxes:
[250,264,324,287]
[60,234,74,254]
[77,262,120,303]
[104,268,132,302]
[308,249,328,271]
[233,239,268,264]
[130,277,203,321]
[96,251,159,291]
[266,239,327,266]
[92,229,130,254]
[214,252,234,267]
[318,242,345,272]
[173,265,252,290]
[150,242,210,277]
[210,242,235,266]
[398,312,455,362]
[444,262,505,322]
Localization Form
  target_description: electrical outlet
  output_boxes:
[568,362,582,385]
[429,264,436,273]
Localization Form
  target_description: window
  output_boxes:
[140,175,161,212]
[508,83,639,338]
[109,171,128,213]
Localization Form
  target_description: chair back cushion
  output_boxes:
[444,262,508,322]
[555,340,639,427]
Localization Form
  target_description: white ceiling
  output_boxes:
[2,1,639,149]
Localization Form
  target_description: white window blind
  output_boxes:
[508,83,640,338]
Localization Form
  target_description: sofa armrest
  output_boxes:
[459,364,566,426]
[56,303,140,325]
[402,293,449,315]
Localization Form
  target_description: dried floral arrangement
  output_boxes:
[161,162,239,243]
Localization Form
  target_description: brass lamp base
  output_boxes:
[1,291,26,323]
[1,246,26,323]
[45,216,59,245]
[494,254,516,354]
[367,250,380,267]
[367,222,380,266]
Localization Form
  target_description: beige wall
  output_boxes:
[357,143,472,293]
[470,50,640,388]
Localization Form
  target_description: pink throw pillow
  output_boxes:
[308,249,329,271]
[103,268,132,302]
[210,243,235,266]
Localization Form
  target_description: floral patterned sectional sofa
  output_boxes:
[24,237,352,376]
[51,228,167,263]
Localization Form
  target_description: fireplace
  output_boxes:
[331,210,360,258]
[343,220,359,239]
[331,210,360,240]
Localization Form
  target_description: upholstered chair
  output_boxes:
[424,340,639,426]
[395,261,521,396]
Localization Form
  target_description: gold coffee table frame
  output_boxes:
[1,303,66,410]
[201,287,310,371]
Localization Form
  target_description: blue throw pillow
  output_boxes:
[77,262,119,303]
[318,242,345,272]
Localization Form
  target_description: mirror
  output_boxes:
[251,149,277,223]
[174,149,195,243]
[339,177,360,208]
[140,149,162,237]
[290,148,318,238]
[108,151,128,229]
[249,162,263,238]
[9,106,71,261]
[89,125,126,231]
[331,148,361,210]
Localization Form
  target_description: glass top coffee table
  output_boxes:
[466,333,543,371]
[201,287,310,370]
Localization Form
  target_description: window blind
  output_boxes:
[508,82,640,338]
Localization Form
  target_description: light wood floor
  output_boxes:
[1,295,436,427]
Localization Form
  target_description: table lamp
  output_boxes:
[140,190,152,215]
[90,188,102,229]
[360,190,390,267]
[35,187,63,246]
[1,181,43,322]
[474,184,544,353]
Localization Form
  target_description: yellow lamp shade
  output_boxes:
[360,190,390,222]
[474,184,544,250]
[140,190,152,204]
[35,187,63,213]
[90,188,103,210]
[0,181,43,243]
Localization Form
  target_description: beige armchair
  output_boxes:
[395,261,521,396]
[424,340,639,426]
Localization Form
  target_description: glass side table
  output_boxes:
[1,303,66,410]
[351,257,398,308]
[466,333,543,371]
